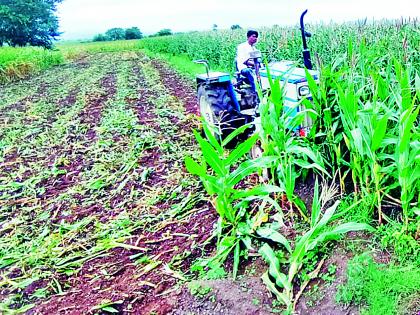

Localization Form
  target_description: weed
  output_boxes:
[337,253,420,315]
[320,264,337,283]
[377,221,420,266]
[252,297,261,306]
[188,282,212,298]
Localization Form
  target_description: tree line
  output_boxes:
[0,0,242,48]
[93,28,174,41]
[93,27,143,41]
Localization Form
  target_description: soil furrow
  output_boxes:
[37,73,117,202]
[150,60,199,116]
[29,55,217,315]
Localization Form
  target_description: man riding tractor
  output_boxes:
[194,10,318,145]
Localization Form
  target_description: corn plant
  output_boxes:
[139,19,420,74]
[185,122,283,278]
[260,179,374,313]
[258,65,328,219]
[336,81,391,223]
[385,61,420,228]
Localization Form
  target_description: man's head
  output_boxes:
[246,30,258,45]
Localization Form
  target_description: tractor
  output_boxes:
[194,10,319,143]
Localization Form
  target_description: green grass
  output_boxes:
[141,48,226,80]
[337,253,420,315]
[57,39,141,61]
[0,46,63,83]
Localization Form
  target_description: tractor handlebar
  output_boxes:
[193,59,210,78]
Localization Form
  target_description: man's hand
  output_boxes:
[246,59,255,67]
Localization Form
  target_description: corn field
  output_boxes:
[0,19,419,315]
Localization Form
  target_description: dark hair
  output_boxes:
[247,30,259,38]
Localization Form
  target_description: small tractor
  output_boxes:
[194,10,319,143]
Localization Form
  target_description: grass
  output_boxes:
[57,40,141,61]
[141,48,226,80]
[0,46,63,83]
[337,253,420,315]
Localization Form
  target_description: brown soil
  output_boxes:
[151,60,199,116]
[37,73,116,204]
[165,277,275,315]
[25,55,219,315]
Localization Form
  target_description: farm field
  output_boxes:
[0,51,222,314]
[1,20,420,315]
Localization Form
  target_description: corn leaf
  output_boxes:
[259,243,291,291]
[193,129,226,177]
[225,133,259,166]
[256,227,291,252]
[261,272,291,306]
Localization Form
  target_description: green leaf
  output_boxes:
[311,178,321,227]
[221,123,252,148]
[184,156,205,176]
[313,222,374,246]
[371,114,389,152]
[259,243,291,291]
[193,129,226,177]
[202,121,223,155]
[233,242,240,280]
[225,133,259,166]
[89,178,107,190]
[313,200,340,232]
[102,306,119,313]
[256,227,291,253]
[227,156,277,187]
[231,184,284,200]
[398,105,419,154]
[261,272,291,307]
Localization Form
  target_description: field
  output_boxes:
[1,20,419,315]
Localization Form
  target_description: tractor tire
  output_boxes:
[197,84,245,146]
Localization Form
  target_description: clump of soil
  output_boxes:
[152,277,275,315]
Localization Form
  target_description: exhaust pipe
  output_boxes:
[300,10,313,70]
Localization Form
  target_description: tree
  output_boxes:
[92,33,109,42]
[156,29,172,37]
[125,27,142,40]
[105,28,125,41]
[231,24,242,30]
[0,0,62,48]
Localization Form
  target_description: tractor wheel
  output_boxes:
[197,84,244,145]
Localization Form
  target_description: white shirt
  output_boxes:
[236,41,256,71]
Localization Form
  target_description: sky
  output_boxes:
[57,0,419,40]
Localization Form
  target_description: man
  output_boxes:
[236,30,259,92]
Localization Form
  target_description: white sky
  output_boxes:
[57,0,419,40]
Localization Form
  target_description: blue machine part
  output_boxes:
[196,72,231,83]
[259,61,319,85]
[227,81,240,111]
